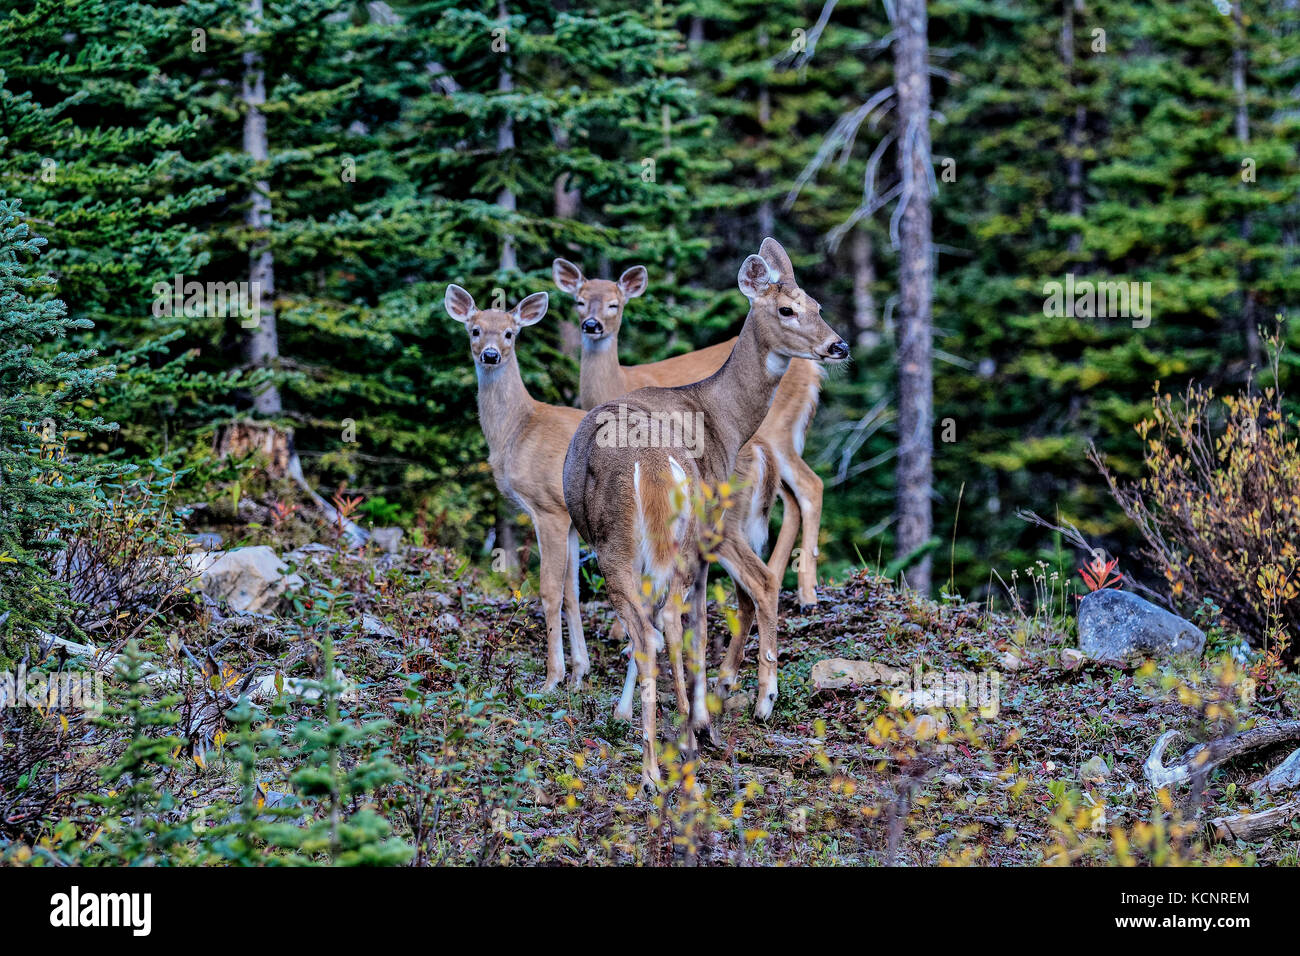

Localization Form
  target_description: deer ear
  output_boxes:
[738,254,778,300]
[552,258,584,296]
[445,284,477,324]
[758,237,794,279]
[617,265,648,300]
[513,291,549,327]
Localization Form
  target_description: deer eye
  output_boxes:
[471,327,481,337]
[779,306,796,318]
[576,300,585,307]
[504,330,513,340]
[607,302,617,311]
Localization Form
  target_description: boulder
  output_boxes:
[1077,589,1205,665]
[187,546,304,614]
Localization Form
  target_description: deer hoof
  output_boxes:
[754,692,777,721]
[613,702,634,722]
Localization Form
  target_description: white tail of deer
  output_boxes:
[445,285,589,690]
[562,239,849,790]
[553,258,826,613]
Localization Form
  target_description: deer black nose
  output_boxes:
[481,348,500,365]
[827,340,850,360]
[581,319,603,335]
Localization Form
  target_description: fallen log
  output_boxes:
[1208,799,1300,843]
[1143,721,1300,790]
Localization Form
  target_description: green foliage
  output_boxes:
[0,199,117,641]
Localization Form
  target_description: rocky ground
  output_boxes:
[12,533,1300,866]
[168,539,1300,865]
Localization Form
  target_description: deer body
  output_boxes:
[562,240,847,789]
[555,261,826,611]
[446,285,589,691]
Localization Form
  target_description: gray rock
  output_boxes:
[185,546,304,614]
[370,527,404,553]
[1077,589,1205,665]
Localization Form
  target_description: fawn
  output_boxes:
[562,239,848,788]
[553,258,826,615]
[446,285,588,690]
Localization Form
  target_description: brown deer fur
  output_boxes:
[446,285,589,691]
[553,259,826,613]
[562,239,848,789]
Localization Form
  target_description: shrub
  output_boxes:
[1092,327,1297,664]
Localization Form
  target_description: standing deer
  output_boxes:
[562,239,848,788]
[552,258,826,614]
[445,285,589,691]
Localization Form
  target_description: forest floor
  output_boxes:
[13,531,1300,866]
[268,544,1298,866]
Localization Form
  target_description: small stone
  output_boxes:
[905,714,939,740]
[433,612,460,632]
[361,613,395,639]
[1080,755,1110,783]
[723,692,753,713]
[1060,648,1084,670]
[1000,651,1023,671]
[809,658,904,692]
[942,773,964,788]
[370,527,404,554]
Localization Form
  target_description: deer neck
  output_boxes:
[578,328,628,410]
[694,312,787,466]
[475,355,535,456]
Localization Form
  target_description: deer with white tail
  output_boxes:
[446,285,589,691]
[561,239,849,790]
[552,257,827,616]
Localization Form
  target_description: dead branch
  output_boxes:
[1208,799,1300,843]
[1144,722,1300,791]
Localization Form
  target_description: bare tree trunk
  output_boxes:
[553,127,582,364]
[242,0,281,415]
[1062,0,1085,254]
[1232,1,1261,369]
[756,27,774,238]
[496,0,516,273]
[851,228,879,348]
[892,0,934,594]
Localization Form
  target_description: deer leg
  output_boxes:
[687,561,720,748]
[660,590,690,725]
[605,570,662,792]
[717,537,780,720]
[534,516,568,692]
[766,484,802,597]
[783,458,823,609]
[563,525,589,686]
[719,583,755,699]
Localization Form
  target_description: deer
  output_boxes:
[445,284,589,692]
[562,239,848,789]
[552,258,826,619]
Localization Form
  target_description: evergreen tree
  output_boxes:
[0,199,116,642]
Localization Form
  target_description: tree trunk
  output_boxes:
[892,0,934,594]
[1062,0,1085,254]
[851,228,879,348]
[496,0,516,273]
[242,0,281,415]
[1232,1,1261,369]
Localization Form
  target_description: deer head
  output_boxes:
[737,238,849,365]
[552,258,648,343]
[445,285,549,369]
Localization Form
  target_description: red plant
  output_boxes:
[1079,554,1123,593]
